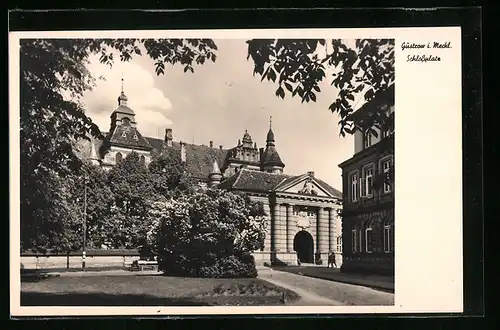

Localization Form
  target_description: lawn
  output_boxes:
[21,274,300,306]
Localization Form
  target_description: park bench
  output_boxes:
[130,260,159,272]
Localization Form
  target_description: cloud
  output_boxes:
[82,52,173,137]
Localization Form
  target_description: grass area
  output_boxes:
[21,274,300,306]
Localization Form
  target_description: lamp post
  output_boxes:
[82,170,87,271]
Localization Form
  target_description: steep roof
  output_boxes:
[219,169,289,192]
[219,168,342,198]
[113,105,135,116]
[144,137,230,180]
[314,178,342,198]
[261,146,285,167]
[106,125,153,151]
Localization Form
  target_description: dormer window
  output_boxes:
[133,134,138,141]
[121,132,127,138]
[363,130,372,149]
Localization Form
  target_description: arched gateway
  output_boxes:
[293,230,314,264]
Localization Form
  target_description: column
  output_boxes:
[263,202,271,252]
[316,208,321,252]
[286,204,294,252]
[278,204,287,251]
[327,207,333,252]
[318,208,329,254]
[271,203,280,252]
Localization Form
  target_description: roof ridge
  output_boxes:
[315,177,343,195]
[274,177,289,189]
[232,168,245,187]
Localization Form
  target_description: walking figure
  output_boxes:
[327,251,337,268]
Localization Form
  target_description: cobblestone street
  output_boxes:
[257,267,394,306]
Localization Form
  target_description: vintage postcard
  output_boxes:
[10,27,463,316]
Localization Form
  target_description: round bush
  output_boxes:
[148,189,267,278]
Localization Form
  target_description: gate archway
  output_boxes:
[293,230,314,264]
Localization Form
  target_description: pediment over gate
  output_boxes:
[274,173,339,198]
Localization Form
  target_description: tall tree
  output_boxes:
[106,152,154,248]
[20,38,217,250]
[148,152,191,198]
[66,162,115,249]
[20,169,82,253]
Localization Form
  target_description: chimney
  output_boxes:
[307,171,315,178]
[165,128,173,147]
[180,141,186,163]
[209,141,213,148]
[219,145,223,150]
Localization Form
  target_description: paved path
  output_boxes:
[257,267,394,306]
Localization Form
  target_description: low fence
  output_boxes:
[20,249,141,270]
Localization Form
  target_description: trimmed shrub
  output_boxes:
[147,189,267,278]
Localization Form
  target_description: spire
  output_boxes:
[208,159,223,187]
[118,73,128,106]
[261,115,284,172]
[266,116,275,147]
[210,160,221,174]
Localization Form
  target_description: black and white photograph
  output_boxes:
[10,25,465,316]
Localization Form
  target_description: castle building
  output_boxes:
[338,84,395,275]
[86,85,343,266]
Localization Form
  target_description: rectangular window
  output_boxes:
[365,228,373,253]
[358,229,362,252]
[350,172,359,202]
[351,230,357,253]
[363,130,372,149]
[384,225,391,253]
[337,236,342,253]
[361,165,374,198]
[382,159,392,193]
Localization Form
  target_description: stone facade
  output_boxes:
[338,85,395,275]
[219,170,342,266]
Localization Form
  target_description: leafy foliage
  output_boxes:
[20,38,217,252]
[20,37,393,254]
[20,169,82,253]
[147,189,267,278]
[65,162,115,249]
[148,152,191,198]
[105,152,154,248]
[246,39,395,136]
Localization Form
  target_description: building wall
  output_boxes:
[102,146,152,169]
[341,208,394,275]
[21,255,140,270]
[340,137,394,275]
[248,193,342,267]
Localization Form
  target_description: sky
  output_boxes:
[82,39,357,191]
